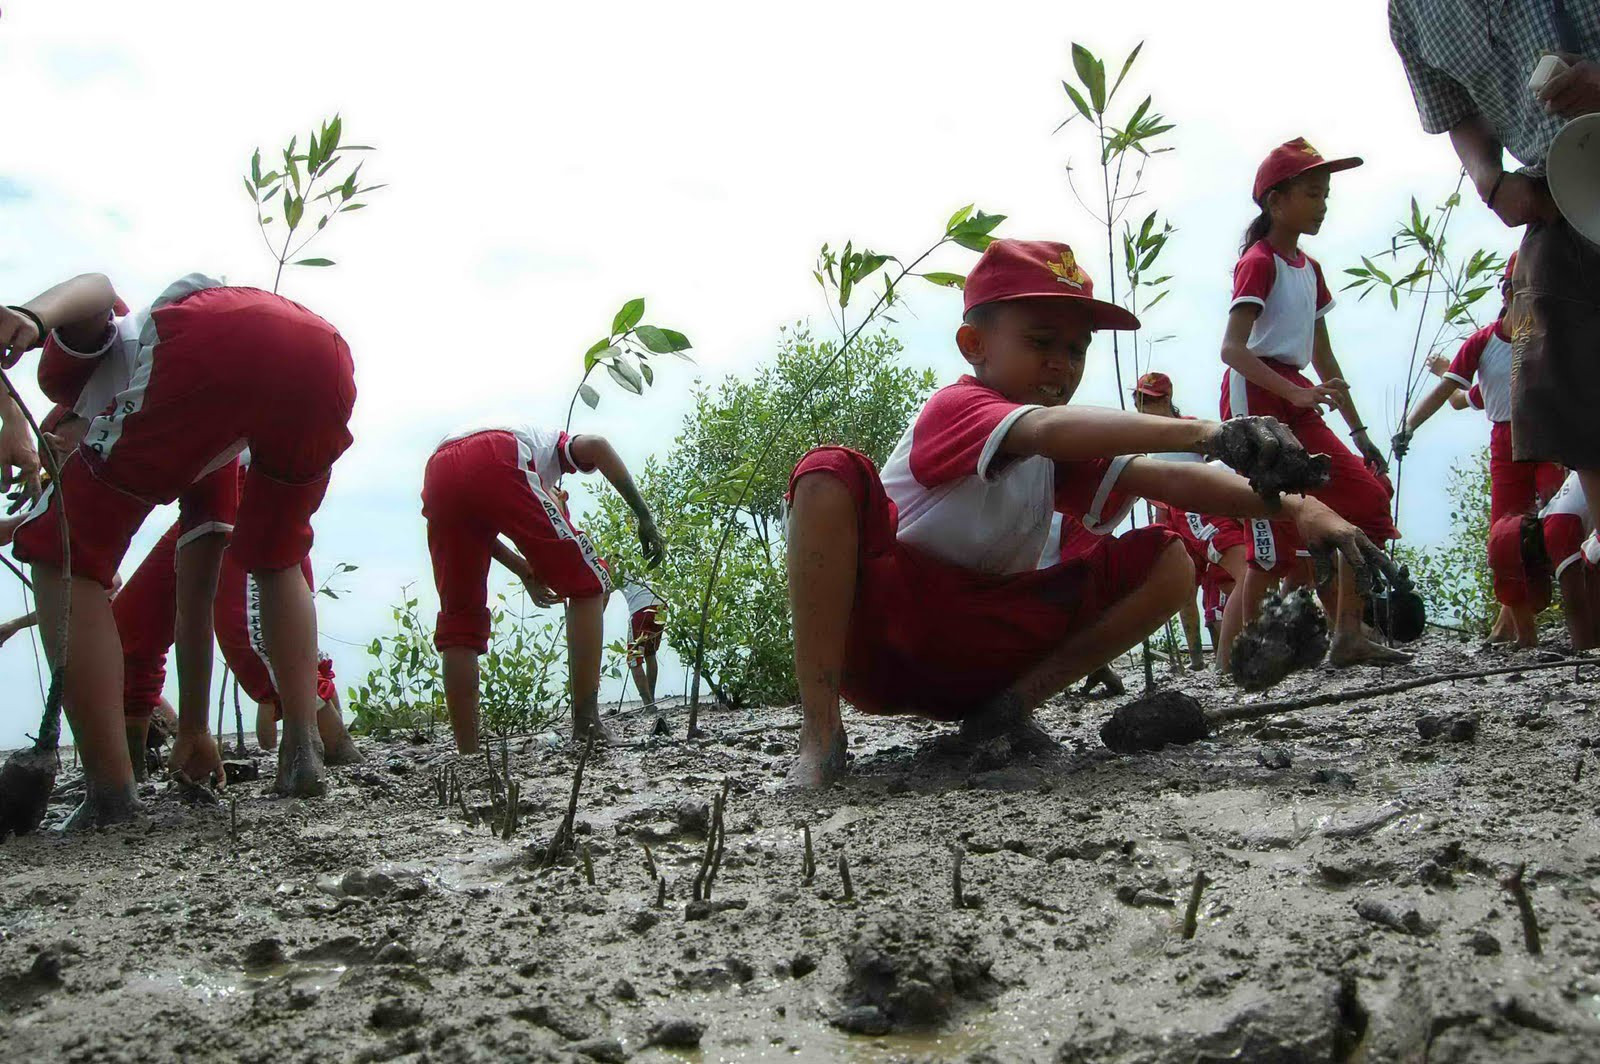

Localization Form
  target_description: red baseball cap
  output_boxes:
[1252,137,1363,205]
[963,239,1140,331]
[1132,371,1172,398]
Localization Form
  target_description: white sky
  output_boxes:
[0,1,1516,746]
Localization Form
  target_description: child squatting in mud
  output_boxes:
[782,238,1400,787]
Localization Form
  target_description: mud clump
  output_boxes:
[831,916,999,1033]
[1231,588,1329,692]
[1417,713,1479,743]
[1099,691,1209,754]
[0,746,58,838]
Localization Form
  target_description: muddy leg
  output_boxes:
[256,701,279,751]
[1328,558,1413,666]
[1219,563,1274,674]
[254,566,327,798]
[963,541,1195,753]
[317,690,362,765]
[124,718,150,783]
[784,473,857,788]
[567,594,613,745]
[442,647,481,754]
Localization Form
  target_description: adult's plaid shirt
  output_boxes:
[1389,0,1600,168]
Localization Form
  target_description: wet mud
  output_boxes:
[2,632,1599,1062]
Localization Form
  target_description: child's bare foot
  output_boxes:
[571,715,618,747]
[63,780,143,832]
[784,725,848,788]
[274,723,327,797]
[316,702,363,766]
[1328,632,1413,668]
[958,691,1063,758]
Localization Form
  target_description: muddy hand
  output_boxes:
[169,729,225,791]
[1205,416,1331,504]
[1309,530,1402,599]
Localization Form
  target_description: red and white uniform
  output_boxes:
[622,581,665,663]
[787,375,1176,721]
[1447,321,1565,522]
[14,276,355,586]
[1221,241,1399,573]
[115,517,336,720]
[1540,472,1595,581]
[423,424,610,654]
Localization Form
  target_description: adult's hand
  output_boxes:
[1487,172,1559,228]
[1539,54,1600,120]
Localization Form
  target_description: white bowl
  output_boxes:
[1548,113,1600,245]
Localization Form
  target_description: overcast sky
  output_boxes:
[0,1,1516,747]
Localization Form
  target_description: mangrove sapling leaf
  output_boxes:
[920,272,966,289]
[578,383,600,409]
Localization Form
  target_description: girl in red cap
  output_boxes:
[1220,138,1409,670]
[783,237,1400,787]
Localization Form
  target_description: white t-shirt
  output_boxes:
[621,581,663,615]
[1230,240,1334,369]
[1442,321,1514,424]
[880,375,1134,576]
[437,423,590,495]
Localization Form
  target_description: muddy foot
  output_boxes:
[274,725,328,798]
[1329,634,1413,668]
[783,728,848,789]
[957,694,1064,759]
[318,705,364,766]
[571,717,618,747]
[63,781,143,832]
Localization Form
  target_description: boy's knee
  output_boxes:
[1154,540,1195,600]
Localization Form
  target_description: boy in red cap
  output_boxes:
[620,580,666,710]
[784,237,1399,786]
[423,423,663,753]
[1222,138,1408,670]
[0,273,355,827]
[1487,471,1599,650]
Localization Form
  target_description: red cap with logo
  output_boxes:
[1252,137,1363,205]
[963,239,1140,331]
[1132,371,1172,398]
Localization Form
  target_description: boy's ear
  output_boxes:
[955,322,984,368]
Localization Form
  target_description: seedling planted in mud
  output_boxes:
[655,875,667,909]
[1503,862,1542,956]
[802,824,816,885]
[642,843,658,880]
[543,733,596,866]
[1181,870,1210,940]
[230,796,239,844]
[838,854,855,903]
[582,843,595,886]
[693,779,730,901]
[952,844,966,910]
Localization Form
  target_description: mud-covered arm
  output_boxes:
[568,434,664,566]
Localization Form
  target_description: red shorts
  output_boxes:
[1489,421,1566,523]
[114,520,328,719]
[1545,513,1589,581]
[628,607,664,664]
[14,287,355,586]
[1200,564,1233,625]
[788,446,1179,721]
[423,430,611,653]
[1221,365,1399,574]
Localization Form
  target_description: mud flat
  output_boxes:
[3,633,1599,1062]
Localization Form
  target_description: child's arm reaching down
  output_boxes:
[490,539,560,606]
[568,434,665,566]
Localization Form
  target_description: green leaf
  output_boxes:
[293,257,335,266]
[250,149,261,186]
[950,210,1006,252]
[285,193,304,231]
[634,324,675,353]
[921,271,966,290]
[243,176,258,202]
[611,298,646,337]
[578,382,600,409]
[1071,43,1106,113]
[1109,41,1143,103]
[946,204,974,232]
[640,361,654,386]
[652,327,693,354]
[1061,81,1093,123]
[607,358,644,394]
[586,343,620,372]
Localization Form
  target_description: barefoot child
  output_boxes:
[1220,139,1408,670]
[422,424,663,752]
[2,273,356,825]
[784,238,1398,786]
[1488,472,1600,650]
[621,580,665,710]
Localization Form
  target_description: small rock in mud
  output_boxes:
[1354,897,1428,935]
[789,953,817,978]
[567,1037,627,1063]
[674,799,710,836]
[626,909,661,934]
[1416,712,1479,742]
[612,978,638,1001]
[1255,745,1293,770]
[240,938,285,969]
[511,1003,591,1040]
[1231,588,1329,692]
[374,942,416,966]
[684,898,746,921]
[644,1018,705,1048]
[369,996,422,1029]
[830,1004,892,1036]
[222,760,259,784]
[1465,930,1502,956]
[834,915,1000,1031]
[1116,885,1176,908]
[1099,691,1208,754]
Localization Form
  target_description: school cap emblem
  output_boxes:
[1299,140,1321,157]
[1048,248,1087,290]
